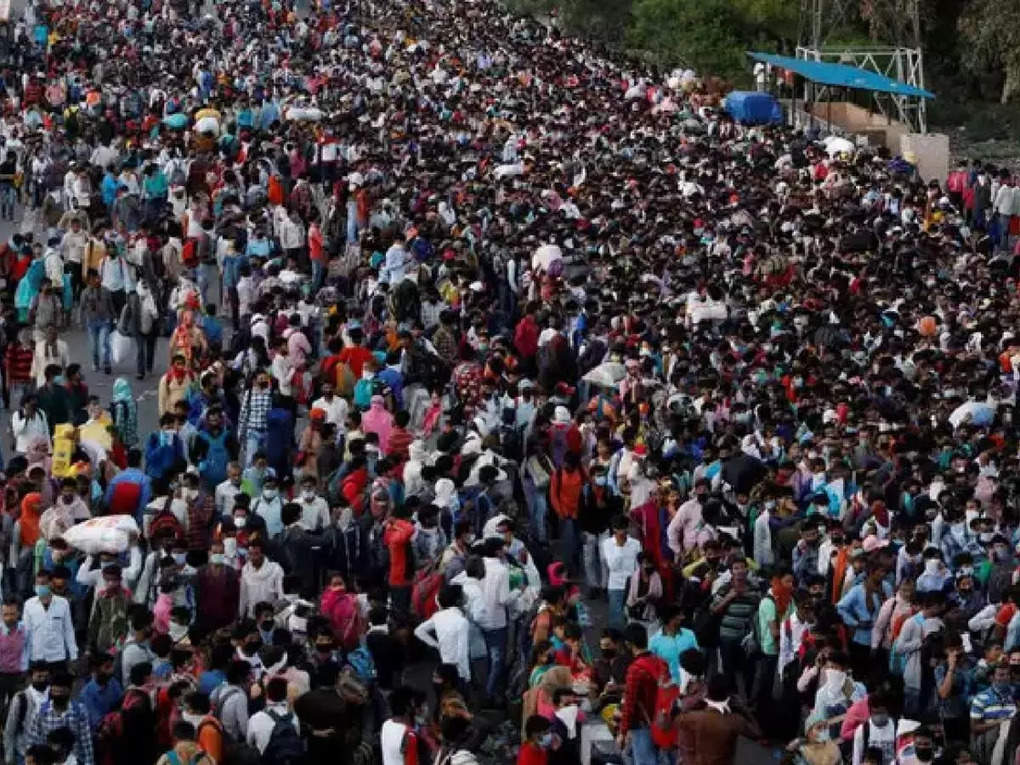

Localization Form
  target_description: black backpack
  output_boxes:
[261,709,303,765]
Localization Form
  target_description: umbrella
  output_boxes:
[583,361,627,387]
[824,136,855,156]
[531,243,562,272]
[163,113,189,130]
[948,401,996,428]
[720,454,768,495]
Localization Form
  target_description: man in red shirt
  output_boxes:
[383,503,416,624]
[4,330,34,409]
[308,217,325,291]
[517,715,552,765]
[617,623,668,765]
[338,326,374,378]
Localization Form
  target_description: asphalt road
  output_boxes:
[0,205,178,451]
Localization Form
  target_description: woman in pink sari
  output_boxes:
[320,573,364,651]
[361,395,393,454]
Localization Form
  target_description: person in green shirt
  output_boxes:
[755,567,794,720]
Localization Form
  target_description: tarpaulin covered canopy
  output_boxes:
[724,91,783,124]
[748,52,935,99]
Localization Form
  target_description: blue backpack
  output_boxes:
[345,645,377,684]
[196,429,230,486]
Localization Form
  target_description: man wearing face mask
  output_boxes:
[26,672,93,765]
[969,663,1016,758]
[915,550,952,594]
[251,475,284,537]
[849,690,897,765]
[23,570,77,675]
[238,539,283,620]
[666,478,710,560]
[86,565,131,656]
[79,652,122,736]
[296,474,329,532]
[4,662,50,765]
[214,462,244,520]
[194,540,240,635]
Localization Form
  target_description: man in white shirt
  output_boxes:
[311,381,348,430]
[215,462,245,519]
[238,540,284,619]
[245,676,298,753]
[380,686,422,765]
[413,584,471,682]
[296,475,330,531]
[23,570,77,670]
[601,516,642,632]
[477,538,522,703]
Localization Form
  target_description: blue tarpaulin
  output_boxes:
[748,52,935,99]
[725,91,783,124]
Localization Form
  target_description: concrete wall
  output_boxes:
[900,132,950,183]
[785,99,949,181]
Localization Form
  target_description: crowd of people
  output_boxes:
[0,0,1016,763]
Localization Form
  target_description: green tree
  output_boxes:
[958,0,1020,103]
[628,0,747,76]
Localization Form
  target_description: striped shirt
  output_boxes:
[4,343,33,384]
[970,686,1016,723]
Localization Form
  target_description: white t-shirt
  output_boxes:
[380,719,413,765]
[601,536,642,591]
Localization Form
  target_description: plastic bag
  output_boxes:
[111,331,134,364]
[62,515,139,554]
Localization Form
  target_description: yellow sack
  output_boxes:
[51,424,76,477]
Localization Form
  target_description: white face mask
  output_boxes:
[182,711,204,728]
[169,622,188,642]
[824,669,847,689]
[302,490,316,501]
[234,516,247,528]
[924,558,940,574]
[263,489,278,500]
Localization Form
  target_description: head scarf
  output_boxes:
[771,574,793,618]
[19,493,42,547]
[361,395,393,450]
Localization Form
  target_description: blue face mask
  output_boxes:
[35,585,50,598]
[539,732,554,748]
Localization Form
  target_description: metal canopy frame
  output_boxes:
[795,45,927,132]
[797,0,927,132]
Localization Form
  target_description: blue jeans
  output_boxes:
[0,183,15,218]
[311,259,324,292]
[87,319,111,369]
[346,201,359,243]
[196,263,217,309]
[559,517,581,576]
[628,727,660,765]
[482,626,507,699]
[244,430,265,466]
[608,588,627,632]
[523,478,548,544]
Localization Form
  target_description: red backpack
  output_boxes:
[108,479,142,517]
[635,656,676,749]
[412,563,443,622]
[148,497,185,542]
[181,238,198,268]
